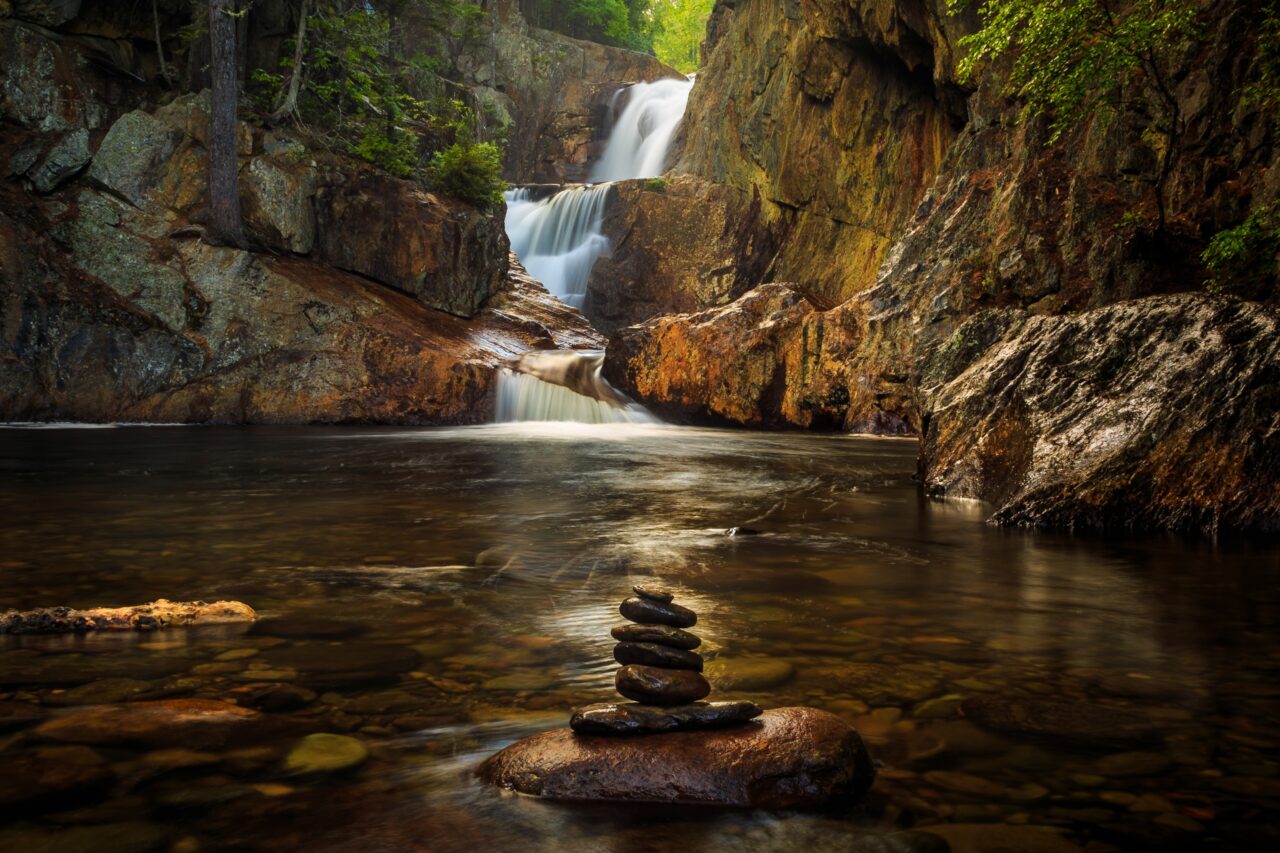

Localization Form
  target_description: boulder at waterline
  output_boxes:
[619,596,697,628]
[570,701,762,736]
[613,641,704,671]
[0,599,256,634]
[615,664,711,706]
[610,623,701,649]
[482,707,873,807]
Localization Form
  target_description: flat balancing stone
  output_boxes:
[632,585,673,603]
[620,596,696,628]
[481,706,875,809]
[613,641,703,672]
[570,701,761,736]
[610,623,701,650]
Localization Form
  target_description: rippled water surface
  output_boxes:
[1,424,1278,851]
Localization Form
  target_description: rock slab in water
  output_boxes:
[615,664,711,705]
[482,706,874,808]
[610,623,701,649]
[570,701,762,735]
[613,641,704,671]
[0,599,256,634]
[619,596,697,628]
[34,699,271,749]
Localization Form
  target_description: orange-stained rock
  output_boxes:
[479,706,875,808]
[35,699,270,749]
[0,599,255,634]
[604,284,915,433]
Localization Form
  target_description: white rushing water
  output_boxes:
[494,351,656,424]
[503,76,694,307]
[591,77,695,183]
[498,77,693,424]
[504,186,611,308]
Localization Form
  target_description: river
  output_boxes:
[2,424,1278,850]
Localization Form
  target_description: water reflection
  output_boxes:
[0,425,1278,851]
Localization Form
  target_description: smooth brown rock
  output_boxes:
[615,664,710,706]
[570,701,762,736]
[480,706,875,808]
[632,584,673,603]
[613,641,703,672]
[619,596,696,628]
[34,699,267,749]
[610,623,701,650]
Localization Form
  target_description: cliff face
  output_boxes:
[0,15,601,424]
[602,0,1280,532]
[458,0,683,183]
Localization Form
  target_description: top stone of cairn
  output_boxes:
[620,595,696,628]
[632,584,673,604]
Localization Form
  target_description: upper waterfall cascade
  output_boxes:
[503,76,694,308]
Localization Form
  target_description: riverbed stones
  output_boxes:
[482,706,874,808]
[34,698,270,749]
[616,664,712,705]
[619,595,697,628]
[613,641,704,671]
[610,622,700,649]
[283,733,369,774]
[570,701,763,735]
[960,696,1161,745]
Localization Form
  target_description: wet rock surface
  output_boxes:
[612,641,703,671]
[569,701,763,736]
[961,697,1161,745]
[618,596,697,628]
[482,707,875,808]
[34,699,274,749]
[614,663,711,705]
[0,599,255,634]
[610,623,701,649]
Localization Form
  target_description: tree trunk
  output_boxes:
[207,0,247,248]
[152,0,173,88]
[270,0,309,124]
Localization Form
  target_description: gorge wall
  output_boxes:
[0,3,612,424]
[600,0,1280,533]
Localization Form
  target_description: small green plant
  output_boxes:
[429,141,507,210]
[1203,203,1280,295]
[642,177,666,193]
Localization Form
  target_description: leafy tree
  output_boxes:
[519,0,655,53]
[651,0,713,73]
[951,0,1200,228]
[429,140,506,210]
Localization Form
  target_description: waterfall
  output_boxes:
[495,351,655,424]
[504,185,612,308]
[503,76,694,309]
[591,78,695,182]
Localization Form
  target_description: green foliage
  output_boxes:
[250,1,507,207]
[1202,203,1280,294]
[950,0,1199,143]
[642,176,666,192]
[651,0,714,73]
[519,0,655,53]
[429,141,507,210]
[1245,0,1280,123]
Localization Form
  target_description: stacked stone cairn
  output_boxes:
[570,585,763,735]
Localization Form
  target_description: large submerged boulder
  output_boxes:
[479,706,875,809]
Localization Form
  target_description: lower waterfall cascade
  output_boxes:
[494,351,656,424]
